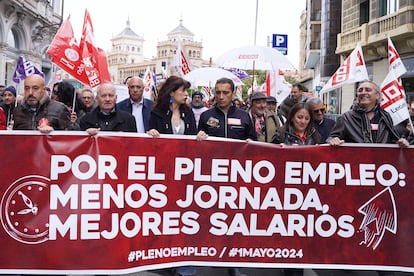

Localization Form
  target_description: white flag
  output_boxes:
[258,71,291,103]
[171,39,192,77]
[273,70,292,103]
[142,66,153,100]
[380,37,410,126]
[387,36,407,78]
[320,43,368,93]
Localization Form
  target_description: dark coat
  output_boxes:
[328,105,401,143]
[149,106,197,135]
[198,105,257,140]
[117,98,153,131]
[278,94,308,119]
[272,124,320,145]
[80,106,137,132]
[314,117,336,143]
[13,96,70,130]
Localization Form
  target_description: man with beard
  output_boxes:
[191,91,208,127]
[248,92,280,142]
[0,85,17,129]
[13,74,70,133]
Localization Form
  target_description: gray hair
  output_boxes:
[305,97,323,109]
[358,80,380,94]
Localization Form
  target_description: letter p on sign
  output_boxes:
[272,34,288,55]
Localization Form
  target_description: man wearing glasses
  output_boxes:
[305,97,335,143]
[118,76,153,133]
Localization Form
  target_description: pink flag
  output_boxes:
[79,9,111,87]
[320,43,368,93]
[380,37,410,126]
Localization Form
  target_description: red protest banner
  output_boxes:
[0,132,413,274]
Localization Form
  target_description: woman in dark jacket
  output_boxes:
[147,76,197,136]
[272,102,321,145]
[147,76,198,276]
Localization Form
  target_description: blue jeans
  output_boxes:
[175,266,196,276]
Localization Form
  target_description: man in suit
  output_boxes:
[117,76,153,133]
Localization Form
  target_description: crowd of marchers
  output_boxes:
[1,73,413,149]
[0,75,413,276]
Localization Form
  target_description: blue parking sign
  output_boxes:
[272,34,288,55]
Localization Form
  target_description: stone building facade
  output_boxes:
[108,19,207,84]
[0,0,63,87]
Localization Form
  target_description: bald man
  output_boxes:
[117,76,153,133]
[13,74,71,133]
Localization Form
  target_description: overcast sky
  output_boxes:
[63,0,306,68]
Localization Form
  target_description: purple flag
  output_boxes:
[13,56,44,83]
[226,67,250,79]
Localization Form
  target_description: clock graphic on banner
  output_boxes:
[0,175,50,244]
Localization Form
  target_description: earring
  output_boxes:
[169,97,174,103]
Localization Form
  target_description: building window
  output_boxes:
[381,0,399,16]
[360,1,369,24]
[7,28,19,49]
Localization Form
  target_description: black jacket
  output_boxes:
[149,106,197,135]
[80,106,137,132]
[272,124,320,145]
[328,104,401,143]
[198,105,257,140]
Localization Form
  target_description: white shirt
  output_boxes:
[131,99,145,133]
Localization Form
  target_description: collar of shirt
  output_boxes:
[130,98,144,106]
[100,108,116,115]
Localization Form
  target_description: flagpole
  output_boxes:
[254,0,258,46]
[251,0,258,93]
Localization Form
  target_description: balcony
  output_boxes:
[336,6,414,56]
[336,24,368,54]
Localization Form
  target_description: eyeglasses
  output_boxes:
[313,108,325,114]
[129,85,144,90]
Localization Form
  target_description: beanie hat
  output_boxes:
[192,91,203,99]
[4,86,16,97]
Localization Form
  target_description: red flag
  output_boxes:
[79,10,111,87]
[265,71,271,96]
[46,16,90,85]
